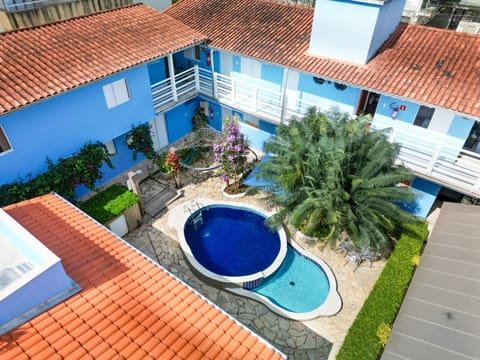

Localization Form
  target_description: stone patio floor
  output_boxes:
[123,166,386,359]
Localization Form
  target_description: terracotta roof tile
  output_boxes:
[167,0,480,119]
[0,5,206,116]
[0,193,283,359]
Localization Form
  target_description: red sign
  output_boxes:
[399,105,406,111]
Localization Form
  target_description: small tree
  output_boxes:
[213,116,250,192]
[256,108,417,251]
[164,150,181,188]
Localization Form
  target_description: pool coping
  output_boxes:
[227,240,342,320]
[170,198,288,285]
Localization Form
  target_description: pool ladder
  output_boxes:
[184,199,204,230]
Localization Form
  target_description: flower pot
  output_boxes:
[221,186,247,199]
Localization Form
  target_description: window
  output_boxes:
[413,105,435,128]
[0,126,12,154]
[103,79,130,109]
[184,45,200,61]
[104,140,116,155]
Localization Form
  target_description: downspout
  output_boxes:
[280,68,289,124]
[167,53,178,102]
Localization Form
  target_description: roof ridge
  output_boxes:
[0,3,144,36]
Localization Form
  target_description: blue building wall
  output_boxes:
[164,98,200,143]
[174,48,210,71]
[297,73,360,113]
[261,63,283,86]
[0,66,155,185]
[448,115,475,140]
[147,58,167,85]
[375,94,419,124]
[232,55,241,73]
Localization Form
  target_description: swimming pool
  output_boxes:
[175,200,341,319]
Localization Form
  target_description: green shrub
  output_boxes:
[336,221,428,360]
[80,184,139,224]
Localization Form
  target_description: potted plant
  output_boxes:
[213,116,250,197]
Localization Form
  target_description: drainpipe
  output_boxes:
[167,53,178,102]
[280,68,289,124]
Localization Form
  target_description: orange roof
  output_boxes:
[0,4,206,115]
[166,0,480,119]
[0,193,283,359]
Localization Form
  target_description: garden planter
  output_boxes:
[106,202,142,236]
[221,186,247,199]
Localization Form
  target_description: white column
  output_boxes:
[280,68,289,123]
[167,53,178,102]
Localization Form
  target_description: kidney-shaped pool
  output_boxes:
[176,201,341,319]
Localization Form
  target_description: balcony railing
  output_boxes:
[151,65,480,197]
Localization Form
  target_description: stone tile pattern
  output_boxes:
[1,193,283,360]
[0,4,207,115]
[167,0,480,119]
[126,166,385,359]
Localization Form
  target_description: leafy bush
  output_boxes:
[336,221,428,360]
[80,184,139,224]
[0,142,112,206]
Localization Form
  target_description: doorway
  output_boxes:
[149,113,169,152]
[355,90,380,117]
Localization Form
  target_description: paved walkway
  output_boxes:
[124,166,386,359]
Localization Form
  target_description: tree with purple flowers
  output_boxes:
[213,116,250,193]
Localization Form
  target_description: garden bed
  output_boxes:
[80,184,141,236]
[336,221,428,360]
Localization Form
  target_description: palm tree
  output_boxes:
[256,108,417,251]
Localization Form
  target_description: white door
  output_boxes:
[149,113,169,152]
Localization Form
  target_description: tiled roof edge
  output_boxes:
[0,4,143,36]
[49,192,287,359]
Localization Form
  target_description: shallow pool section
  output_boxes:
[179,202,287,284]
[229,241,342,320]
[252,245,329,313]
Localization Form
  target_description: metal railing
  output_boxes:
[151,65,480,196]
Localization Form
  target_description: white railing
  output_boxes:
[151,67,199,112]
[151,65,480,196]
[214,73,283,123]
[378,125,480,196]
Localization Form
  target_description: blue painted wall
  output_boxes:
[213,50,221,73]
[232,55,241,73]
[297,73,360,112]
[0,66,155,185]
[174,47,210,71]
[261,63,283,86]
[164,99,200,143]
[448,115,475,140]
[147,58,167,85]
[375,94,419,124]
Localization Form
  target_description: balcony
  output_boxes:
[151,66,480,197]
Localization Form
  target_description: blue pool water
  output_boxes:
[184,206,281,276]
[251,245,330,313]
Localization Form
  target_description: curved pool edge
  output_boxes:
[228,241,342,321]
[173,199,288,285]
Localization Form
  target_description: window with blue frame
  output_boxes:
[103,79,130,109]
[0,125,12,154]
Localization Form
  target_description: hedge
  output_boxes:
[336,221,428,360]
[80,184,139,224]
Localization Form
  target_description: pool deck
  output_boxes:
[123,165,386,359]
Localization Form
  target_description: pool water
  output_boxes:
[184,206,281,276]
[251,245,330,313]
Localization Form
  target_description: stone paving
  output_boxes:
[124,165,386,359]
